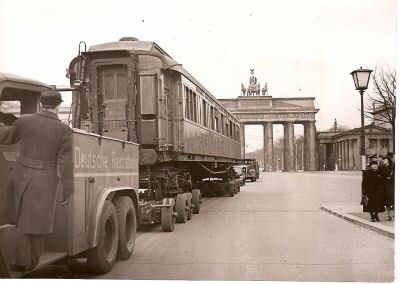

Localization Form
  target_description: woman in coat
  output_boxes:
[362,160,386,222]
[380,156,394,220]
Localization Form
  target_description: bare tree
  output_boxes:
[365,66,396,152]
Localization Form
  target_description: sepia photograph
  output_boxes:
[0,0,397,282]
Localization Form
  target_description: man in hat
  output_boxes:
[0,90,74,271]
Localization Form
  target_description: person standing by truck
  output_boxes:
[0,90,74,271]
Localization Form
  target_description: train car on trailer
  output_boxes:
[67,37,242,231]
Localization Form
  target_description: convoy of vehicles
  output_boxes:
[0,37,246,277]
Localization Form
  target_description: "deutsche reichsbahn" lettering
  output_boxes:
[74,147,136,170]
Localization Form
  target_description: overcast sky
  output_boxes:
[0,0,397,151]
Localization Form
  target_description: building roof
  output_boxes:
[318,123,392,143]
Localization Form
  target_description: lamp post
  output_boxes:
[350,67,373,171]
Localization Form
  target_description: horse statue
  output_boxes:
[241,83,246,96]
[247,76,260,96]
[262,82,268,96]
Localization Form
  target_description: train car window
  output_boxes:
[193,91,197,122]
[185,86,190,119]
[202,99,207,127]
[221,113,224,135]
[209,106,214,130]
[189,90,193,122]
[229,120,233,139]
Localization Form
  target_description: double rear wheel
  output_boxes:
[86,197,137,274]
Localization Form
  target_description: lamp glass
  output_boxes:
[351,68,372,90]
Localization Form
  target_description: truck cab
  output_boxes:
[0,73,139,277]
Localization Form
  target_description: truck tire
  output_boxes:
[185,193,193,220]
[161,206,175,232]
[87,200,119,274]
[192,189,201,214]
[114,196,137,260]
[175,194,187,223]
[252,177,256,182]
[228,182,235,197]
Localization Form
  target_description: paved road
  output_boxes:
[27,172,394,281]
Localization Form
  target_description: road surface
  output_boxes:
[26,172,394,281]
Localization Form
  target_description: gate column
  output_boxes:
[263,122,274,172]
[284,122,295,171]
[304,121,317,171]
[309,121,317,170]
[303,123,310,171]
[240,123,245,159]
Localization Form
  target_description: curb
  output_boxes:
[320,206,394,239]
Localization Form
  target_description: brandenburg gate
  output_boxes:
[220,95,319,171]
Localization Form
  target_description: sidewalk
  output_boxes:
[320,203,394,239]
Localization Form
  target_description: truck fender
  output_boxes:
[90,186,137,247]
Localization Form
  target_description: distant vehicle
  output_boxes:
[233,166,246,186]
[242,159,259,180]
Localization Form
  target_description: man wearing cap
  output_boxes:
[0,90,74,271]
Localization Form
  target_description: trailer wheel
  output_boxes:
[161,206,175,232]
[175,194,187,223]
[114,196,137,260]
[87,200,118,274]
[192,189,201,214]
[185,193,193,220]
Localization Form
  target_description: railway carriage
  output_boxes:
[67,37,241,229]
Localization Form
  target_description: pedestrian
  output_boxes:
[362,160,386,222]
[0,90,74,272]
[387,152,395,215]
[365,153,377,171]
[380,156,394,220]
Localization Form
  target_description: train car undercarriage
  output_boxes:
[137,161,241,232]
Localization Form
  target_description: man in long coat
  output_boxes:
[0,90,74,271]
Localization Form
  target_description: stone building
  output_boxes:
[318,121,393,171]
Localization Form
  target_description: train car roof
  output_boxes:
[87,38,239,123]
[0,73,50,98]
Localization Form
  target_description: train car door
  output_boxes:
[97,65,132,141]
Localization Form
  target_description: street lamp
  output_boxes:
[350,67,373,170]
